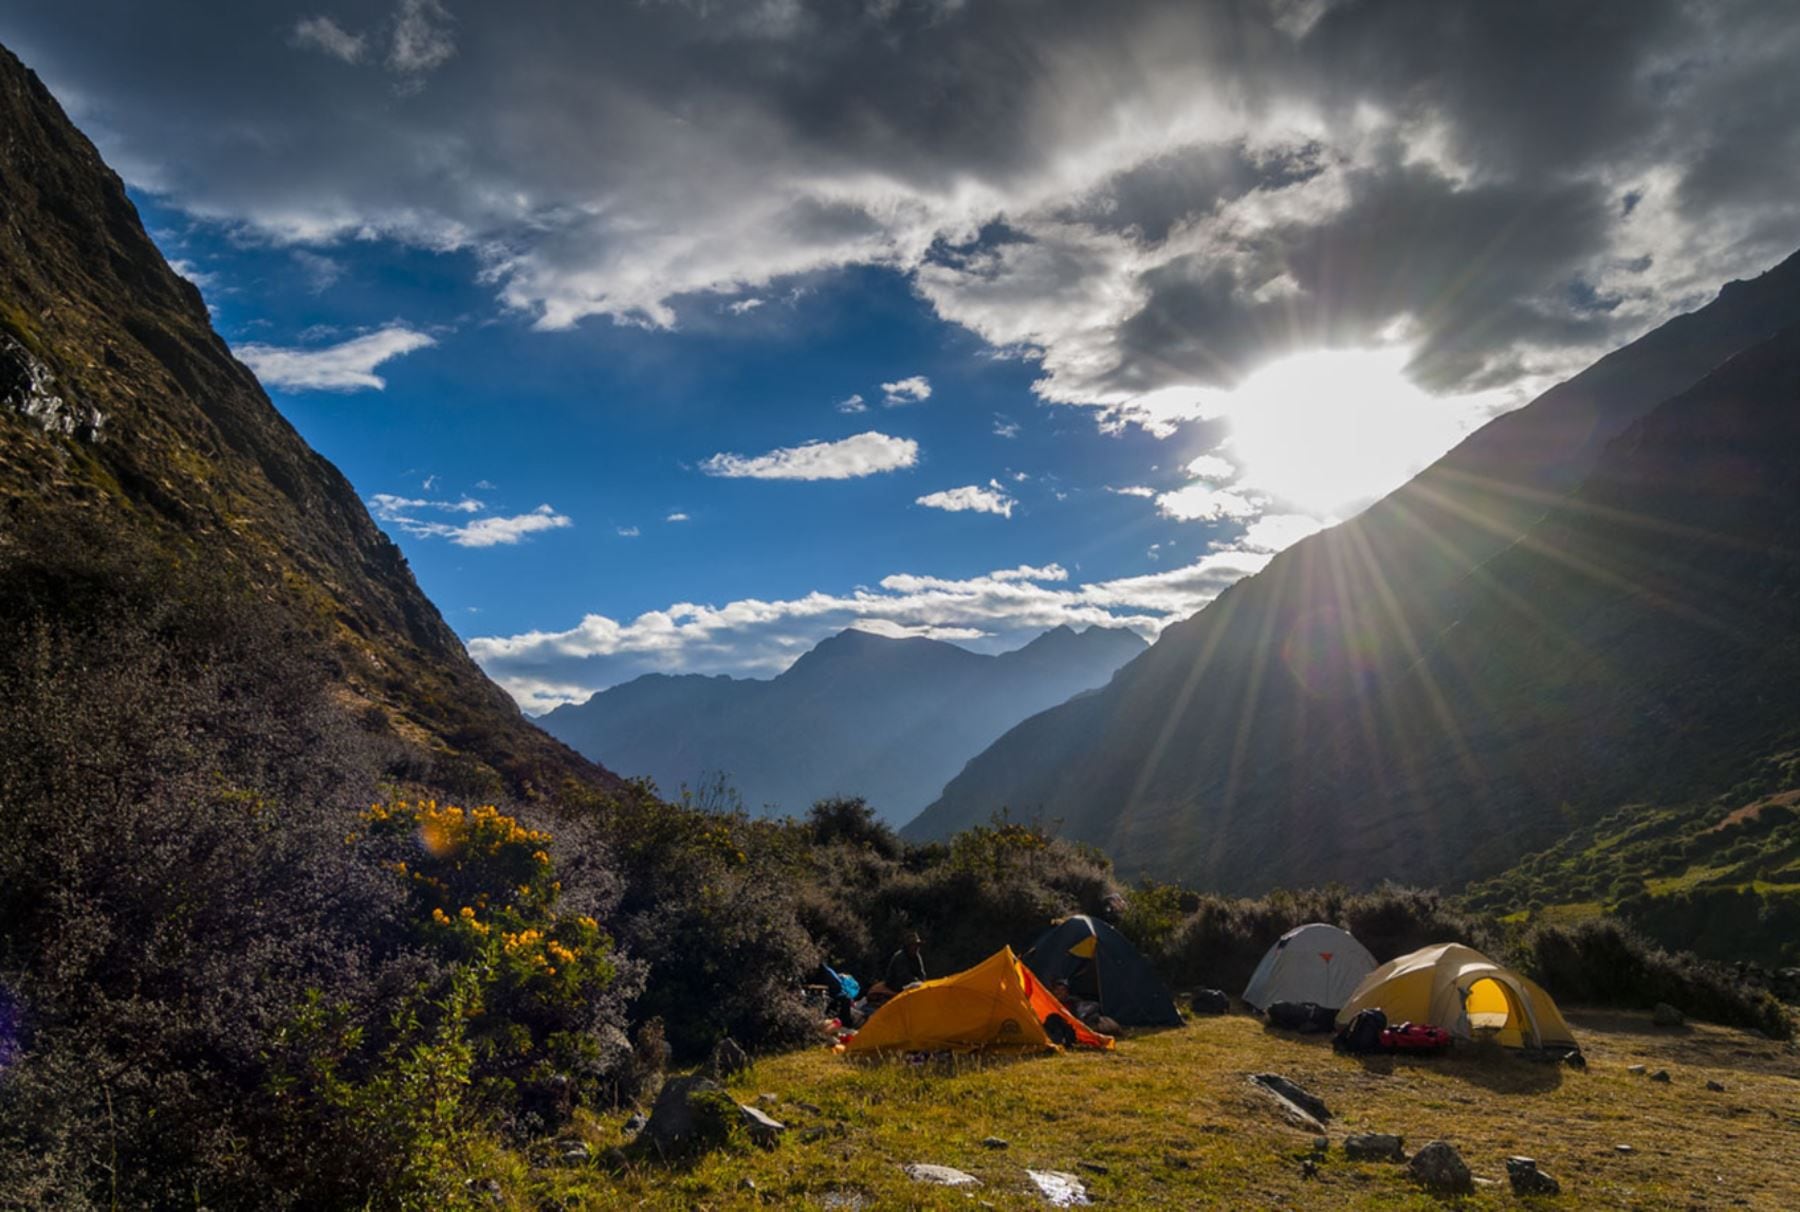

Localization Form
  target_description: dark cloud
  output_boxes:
[2,0,1796,415]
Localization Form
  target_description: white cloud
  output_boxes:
[1154,483,1260,522]
[1106,485,1155,498]
[1183,454,1238,482]
[700,431,919,480]
[374,499,572,548]
[617,525,640,537]
[236,325,436,391]
[291,16,367,63]
[470,552,1269,711]
[880,375,933,407]
[1231,512,1329,553]
[836,393,868,414]
[369,492,484,516]
[292,249,344,292]
[388,0,457,75]
[727,297,765,315]
[168,259,219,290]
[993,414,1021,438]
[665,511,690,522]
[916,479,1016,517]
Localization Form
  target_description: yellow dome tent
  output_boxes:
[845,947,1114,1056]
[1334,943,1577,1050]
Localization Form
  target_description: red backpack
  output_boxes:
[1380,1021,1451,1052]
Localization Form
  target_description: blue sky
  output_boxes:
[9,2,1798,710]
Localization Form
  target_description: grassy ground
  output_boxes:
[507,1009,1799,1210]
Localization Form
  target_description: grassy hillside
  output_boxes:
[515,1010,1799,1209]
[1464,749,1800,967]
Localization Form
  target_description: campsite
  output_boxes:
[540,1005,1800,1209]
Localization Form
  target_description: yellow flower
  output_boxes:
[432,908,450,925]
[459,906,475,920]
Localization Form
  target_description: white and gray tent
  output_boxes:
[1243,923,1377,1012]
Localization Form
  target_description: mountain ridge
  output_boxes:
[540,623,1146,820]
[0,44,617,802]
[911,249,1800,892]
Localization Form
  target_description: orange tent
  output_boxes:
[845,947,1113,1056]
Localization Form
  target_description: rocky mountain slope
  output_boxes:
[911,252,1800,893]
[540,625,1146,821]
[0,44,616,801]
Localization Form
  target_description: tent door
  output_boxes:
[1465,978,1532,1047]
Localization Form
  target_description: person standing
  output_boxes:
[884,930,926,992]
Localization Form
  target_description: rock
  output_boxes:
[1408,1141,1473,1194]
[1652,1002,1686,1027]
[981,1136,1009,1149]
[1077,1160,1109,1175]
[1615,1144,1634,1155]
[755,1092,779,1108]
[640,1074,728,1158]
[797,1101,824,1115]
[1650,1069,1672,1083]
[1506,1156,1561,1196]
[1344,1133,1406,1162]
[1312,1135,1330,1154]
[1627,1064,1647,1075]
[622,1112,647,1135]
[739,1177,758,1193]
[1249,1073,1331,1132]
[559,1140,591,1164]
[1026,1169,1091,1206]
[708,1036,751,1079]
[903,1163,981,1187]
[1707,1079,1727,1092]
[1301,1158,1319,1179]
[801,1126,830,1143]
[739,1103,786,1148]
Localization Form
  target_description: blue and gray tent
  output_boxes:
[1022,914,1182,1027]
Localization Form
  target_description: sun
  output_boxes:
[1197,347,1506,520]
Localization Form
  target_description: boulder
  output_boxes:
[1408,1141,1473,1194]
[1652,1002,1685,1028]
[1344,1133,1406,1162]
[981,1136,1009,1149]
[903,1163,981,1187]
[1506,1156,1561,1196]
[1649,1069,1671,1083]
[640,1074,730,1158]
[708,1036,751,1078]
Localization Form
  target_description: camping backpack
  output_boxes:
[1190,988,1230,1016]
[1266,1000,1312,1030]
[1043,1013,1079,1047]
[1335,1007,1388,1054]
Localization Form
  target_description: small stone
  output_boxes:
[1652,1002,1686,1028]
[1650,1069,1672,1083]
[1026,1170,1091,1206]
[1507,1156,1562,1196]
[739,1177,758,1193]
[1707,1079,1726,1092]
[1301,1158,1319,1179]
[1312,1135,1330,1154]
[1344,1133,1406,1162]
[797,1101,824,1115]
[903,1163,981,1187]
[801,1126,830,1143]
[739,1103,786,1148]
[1615,1144,1635,1155]
[1627,1064,1647,1075]
[559,1141,590,1165]
[981,1136,1009,1149]
[622,1112,647,1135]
[756,1092,779,1108]
[1408,1140,1473,1194]
[1077,1160,1109,1175]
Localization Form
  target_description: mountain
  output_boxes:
[539,624,1147,821]
[911,252,1800,893]
[0,45,615,802]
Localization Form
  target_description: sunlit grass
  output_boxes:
[507,1009,1800,1209]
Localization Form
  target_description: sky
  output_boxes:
[5,1,1799,712]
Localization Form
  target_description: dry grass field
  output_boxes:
[510,1008,1800,1209]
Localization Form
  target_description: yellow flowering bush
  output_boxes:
[359,801,623,1118]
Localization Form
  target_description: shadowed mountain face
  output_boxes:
[539,625,1147,822]
[0,45,615,801]
[911,253,1800,893]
